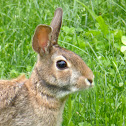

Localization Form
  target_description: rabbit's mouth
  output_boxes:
[56,78,94,99]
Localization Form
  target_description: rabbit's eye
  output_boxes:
[56,60,67,70]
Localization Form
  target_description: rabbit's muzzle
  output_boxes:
[76,75,94,89]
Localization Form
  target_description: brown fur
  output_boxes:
[0,8,94,126]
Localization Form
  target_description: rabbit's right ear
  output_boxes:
[32,25,52,54]
[50,8,63,45]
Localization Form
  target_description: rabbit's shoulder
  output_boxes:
[0,75,27,109]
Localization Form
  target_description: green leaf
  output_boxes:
[65,36,72,41]
[119,82,124,87]
[10,69,20,78]
[76,27,83,32]
[87,30,101,36]
[62,26,70,34]
[0,28,4,32]
[78,122,92,126]
[96,16,109,36]
[124,52,126,60]
[62,26,75,35]
[121,36,126,45]
[114,29,123,39]
[120,46,126,53]
[68,121,75,126]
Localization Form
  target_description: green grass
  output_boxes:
[0,0,126,125]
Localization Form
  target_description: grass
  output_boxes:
[0,0,126,125]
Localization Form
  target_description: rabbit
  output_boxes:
[0,8,94,126]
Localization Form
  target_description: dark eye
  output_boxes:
[56,60,67,70]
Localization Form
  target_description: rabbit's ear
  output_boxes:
[50,8,63,45]
[32,25,52,54]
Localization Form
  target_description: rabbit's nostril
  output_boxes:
[88,79,92,84]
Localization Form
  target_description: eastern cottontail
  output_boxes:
[0,8,94,126]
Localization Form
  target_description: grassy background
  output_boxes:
[0,0,126,125]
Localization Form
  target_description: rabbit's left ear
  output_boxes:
[32,25,52,54]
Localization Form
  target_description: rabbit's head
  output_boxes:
[32,8,94,98]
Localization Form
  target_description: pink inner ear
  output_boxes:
[37,28,49,51]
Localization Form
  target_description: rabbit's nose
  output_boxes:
[87,79,93,84]
[87,75,94,85]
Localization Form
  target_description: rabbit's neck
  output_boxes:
[25,68,67,126]
[28,67,67,109]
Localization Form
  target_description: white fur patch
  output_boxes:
[70,87,78,92]
[56,90,71,98]
[56,87,79,98]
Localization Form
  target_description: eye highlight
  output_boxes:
[56,60,67,70]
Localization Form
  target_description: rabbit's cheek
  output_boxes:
[70,70,80,85]
[55,70,71,86]
[76,76,92,89]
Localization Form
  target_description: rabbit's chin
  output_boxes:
[56,78,94,99]
[55,86,92,99]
